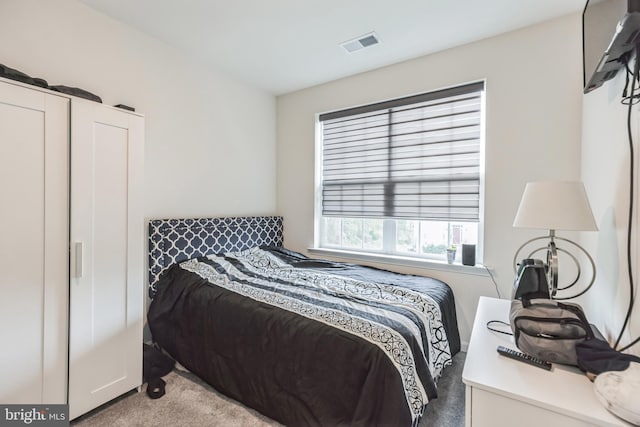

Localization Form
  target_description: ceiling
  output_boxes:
[79,0,586,95]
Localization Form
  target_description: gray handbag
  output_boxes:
[510,298,594,365]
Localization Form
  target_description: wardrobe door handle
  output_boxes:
[74,241,83,278]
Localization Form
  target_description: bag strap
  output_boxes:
[555,301,595,339]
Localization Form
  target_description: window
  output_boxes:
[315,82,484,263]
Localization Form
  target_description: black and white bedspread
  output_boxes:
[147,246,460,427]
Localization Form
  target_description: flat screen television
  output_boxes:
[583,0,640,93]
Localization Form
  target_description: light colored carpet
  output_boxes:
[72,353,465,427]
[420,352,466,427]
[72,369,281,427]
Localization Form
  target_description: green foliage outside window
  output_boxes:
[422,243,447,254]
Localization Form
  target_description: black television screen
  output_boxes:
[583,0,640,93]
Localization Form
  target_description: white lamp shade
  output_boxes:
[513,181,598,231]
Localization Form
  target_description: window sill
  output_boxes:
[307,247,491,277]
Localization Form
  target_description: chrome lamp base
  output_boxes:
[513,229,596,300]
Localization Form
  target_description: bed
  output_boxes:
[146,216,460,427]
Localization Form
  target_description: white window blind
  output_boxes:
[319,81,483,221]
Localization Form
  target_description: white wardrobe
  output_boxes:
[0,77,144,419]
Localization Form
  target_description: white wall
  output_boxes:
[0,0,276,220]
[276,14,584,345]
[582,72,640,355]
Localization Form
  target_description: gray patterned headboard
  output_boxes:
[148,216,283,296]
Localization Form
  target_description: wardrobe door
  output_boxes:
[68,100,144,419]
[0,80,69,404]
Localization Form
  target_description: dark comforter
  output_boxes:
[147,246,460,427]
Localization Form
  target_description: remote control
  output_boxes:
[496,345,552,370]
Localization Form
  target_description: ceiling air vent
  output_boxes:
[341,32,380,53]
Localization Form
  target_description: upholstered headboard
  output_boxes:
[148,216,283,296]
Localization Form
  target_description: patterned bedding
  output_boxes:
[147,246,460,427]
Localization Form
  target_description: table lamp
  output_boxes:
[513,181,598,299]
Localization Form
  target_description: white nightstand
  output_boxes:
[462,296,632,427]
